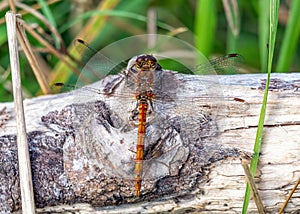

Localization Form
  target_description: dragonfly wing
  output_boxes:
[143,126,190,179]
[74,39,129,86]
[100,125,190,182]
[148,70,249,141]
[194,53,244,75]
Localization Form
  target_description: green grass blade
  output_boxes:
[258,0,269,72]
[37,0,59,47]
[276,0,300,72]
[242,0,279,213]
[37,0,57,27]
[223,0,241,52]
[50,0,121,84]
[59,10,174,34]
[194,0,217,57]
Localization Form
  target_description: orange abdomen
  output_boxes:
[134,101,148,197]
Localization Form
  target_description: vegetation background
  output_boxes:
[0,1,298,213]
[0,0,299,101]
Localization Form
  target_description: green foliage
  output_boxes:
[0,1,296,211]
[194,0,216,56]
[276,0,300,72]
[0,0,299,102]
[242,0,280,213]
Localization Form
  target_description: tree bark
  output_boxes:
[0,72,299,213]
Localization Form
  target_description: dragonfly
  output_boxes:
[122,54,159,197]
[54,39,249,198]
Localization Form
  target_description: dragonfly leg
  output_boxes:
[147,99,154,114]
[128,148,136,154]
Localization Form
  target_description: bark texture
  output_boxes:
[0,72,299,213]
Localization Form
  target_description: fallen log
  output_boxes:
[0,72,299,213]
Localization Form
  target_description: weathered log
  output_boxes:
[0,72,299,213]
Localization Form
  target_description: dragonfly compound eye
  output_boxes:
[135,62,142,69]
[136,55,158,70]
[150,61,157,69]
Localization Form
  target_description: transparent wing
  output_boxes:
[53,36,249,192]
[74,39,129,85]
[194,53,244,75]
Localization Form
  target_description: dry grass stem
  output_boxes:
[241,159,266,214]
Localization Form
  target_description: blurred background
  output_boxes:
[0,0,299,101]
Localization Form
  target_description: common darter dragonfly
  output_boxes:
[52,37,249,198]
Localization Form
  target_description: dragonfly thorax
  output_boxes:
[135,91,154,102]
[128,90,155,126]
[130,55,160,94]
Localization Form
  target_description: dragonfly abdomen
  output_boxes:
[134,100,148,197]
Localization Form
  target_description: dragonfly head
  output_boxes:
[135,54,158,71]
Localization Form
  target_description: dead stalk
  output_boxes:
[5,11,36,214]
[241,159,266,214]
